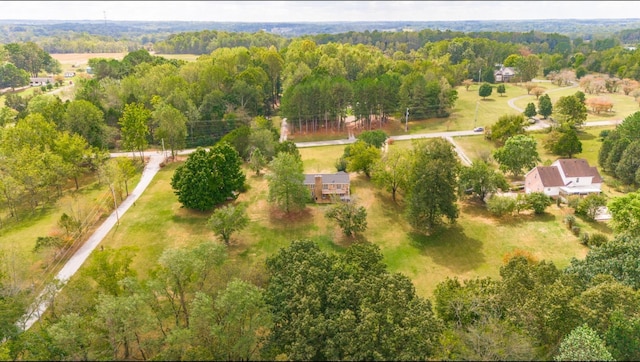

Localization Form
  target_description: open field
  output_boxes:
[512,86,640,123]
[78,143,603,299]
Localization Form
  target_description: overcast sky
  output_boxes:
[1,1,639,22]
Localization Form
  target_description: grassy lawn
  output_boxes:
[75,143,603,299]
[513,87,640,122]
[0,169,142,291]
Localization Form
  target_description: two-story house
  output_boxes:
[524,158,603,199]
[494,66,516,82]
[304,172,350,203]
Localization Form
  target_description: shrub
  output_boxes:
[588,233,609,247]
[567,197,580,209]
[487,195,516,217]
[503,249,538,264]
[335,157,348,172]
[526,192,553,214]
[580,233,590,245]
[571,225,581,236]
[575,194,607,221]
[564,215,576,229]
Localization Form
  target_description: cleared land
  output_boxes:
[87,144,601,298]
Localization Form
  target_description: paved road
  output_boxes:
[19,154,164,331]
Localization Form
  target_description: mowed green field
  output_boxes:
[87,143,601,299]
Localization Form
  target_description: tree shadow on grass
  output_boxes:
[578,131,597,141]
[376,190,406,224]
[408,225,485,274]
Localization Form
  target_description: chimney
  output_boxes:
[314,175,323,201]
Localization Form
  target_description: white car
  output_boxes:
[473,127,484,132]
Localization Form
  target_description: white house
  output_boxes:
[494,66,516,82]
[524,158,603,198]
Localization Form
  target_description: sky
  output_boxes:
[1,1,639,22]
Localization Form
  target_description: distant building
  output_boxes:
[304,172,351,203]
[494,66,517,83]
[64,71,76,78]
[29,77,53,86]
[525,158,603,199]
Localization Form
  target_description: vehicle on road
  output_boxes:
[473,127,484,132]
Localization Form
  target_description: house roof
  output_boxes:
[304,172,350,185]
[555,158,603,183]
[534,166,565,187]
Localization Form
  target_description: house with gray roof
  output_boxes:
[525,158,603,198]
[304,172,350,203]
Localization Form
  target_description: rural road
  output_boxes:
[19,80,622,331]
[20,153,164,331]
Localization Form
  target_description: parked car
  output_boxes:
[473,127,484,132]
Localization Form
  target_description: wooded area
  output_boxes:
[2,21,640,361]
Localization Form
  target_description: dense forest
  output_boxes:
[3,18,640,54]
[2,22,640,361]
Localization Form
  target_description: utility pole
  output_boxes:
[161,138,167,161]
[474,100,479,128]
[405,108,409,132]
[110,185,119,224]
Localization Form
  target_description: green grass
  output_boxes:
[72,144,600,299]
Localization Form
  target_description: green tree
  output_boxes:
[608,191,640,236]
[406,138,460,232]
[524,102,537,118]
[357,129,388,148]
[263,240,443,361]
[119,102,150,162]
[565,234,640,289]
[171,144,245,211]
[0,63,30,89]
[248,128,277,161]
[555,94,588,128]
[189,279,272,360]
[575,193,607,221]
[605,311,640,361]
[493,135,541,177]
[614,140,640,185]
[64,100,108,149]
[478,82,493,99]
[496,83,506,97]
[209,204,249,245]
[345,140,382,178]
[554,324,614,361]
[53,132,92,190]
[371,147,410,202]
[153,102,188,159]
[266,152,308,214]
[525,192,553,214]
[459,160,509,202]
[544,127,583,158]
[538,94,553,119]
[516,54,541,82]
[490,114,527,144]
[325,199,368,237]
[248,147,266,175]
[274,140,301,161]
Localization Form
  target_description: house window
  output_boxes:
[336,184,342,189]
[323,184,328,190]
